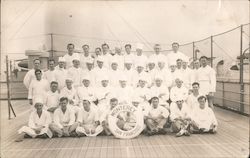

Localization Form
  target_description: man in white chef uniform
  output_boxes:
[55,57,67,90]
[28,69,49,105]
[170,96,192,137]
[67,54,83,88]
[60,77,78,107]
[63,43,78,69]
[167,42,189,64]
[16,97,52,142]
[149,44,168,69]
[23,58,43,89]
[150,75,170,109]
[44,81,60,118]
[76,100,103,137]
[170,78,189,103]
[186,82,206,112]
[134,43,148,68]
[144,97,169,136]
[79,44,92,69]
[92,56,110,86]
[124,44,135,69]
[196,56,216,108]
[190,96,218,134]
[49,97,78,137]
[43,59,58,84]
[123,58,136,87]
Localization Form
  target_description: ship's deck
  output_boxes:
[0,100,249,158]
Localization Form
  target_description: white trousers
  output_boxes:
[18,126,53,138]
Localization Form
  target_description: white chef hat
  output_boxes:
[136,60,146,68]
[119,74,127,81]
[138,74,148,82]
[86,58,94,64]
[34,96,44,104]
[110,58,119,64]
[96,56,105,62]
[132,96,143,103]
[147,58,157,65]
[82,75,91,81]
[154,74,164,81]
[175,96,184,102]
[65,75,73,82]
[100,75,109,81]
[124,58,133,64]
[58,57,66,62]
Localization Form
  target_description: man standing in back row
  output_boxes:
[196,56,216,109]
[167,42,189,65]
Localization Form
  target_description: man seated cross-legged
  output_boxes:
[144,97,169,136]
[190,96,218,134]
[49,97,78,137]
[76,100,103,137]
[15,97,52,142]
[170,96,192,137]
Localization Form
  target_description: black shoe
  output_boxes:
[70,131,78,137]
[184,131,191,136]
[146,131,154,136]
[24,134,32,138]
[158,129,167,135]
[37,134,48,139]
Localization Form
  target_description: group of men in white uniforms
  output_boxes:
[17,42,218,141]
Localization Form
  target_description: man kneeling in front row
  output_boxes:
[49,97,78,137]
[144,97,169,136]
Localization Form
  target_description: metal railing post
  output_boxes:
[239,25,244,113]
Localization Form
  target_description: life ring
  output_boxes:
[108,104,144,139]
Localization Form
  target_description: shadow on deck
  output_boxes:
[0,100,249,158]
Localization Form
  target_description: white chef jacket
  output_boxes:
[150,85,170,103]
[192,107,218,130]
[28,110,51,128]
[60,86,77,105]
[167,51,189,66]
[92,67,110,86]
[44,91,60,109]
[76,86,96,105]
[63,53,79,69]
[23,69,44,89]
[53,107,76,129]
[169,102,191,121]
[28,79,50,103]
[67,67,83,88]
[149,53,168,68]
[155,68,173,88]
[109,69,123,88]
[170,86,189,102]
[146,105,169,118]
[123,69,136,87]
[43,69,59,84]
[79,53,92,69]
[55,67,68,90]
[77,106,99,125]
[196,65,216,95]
